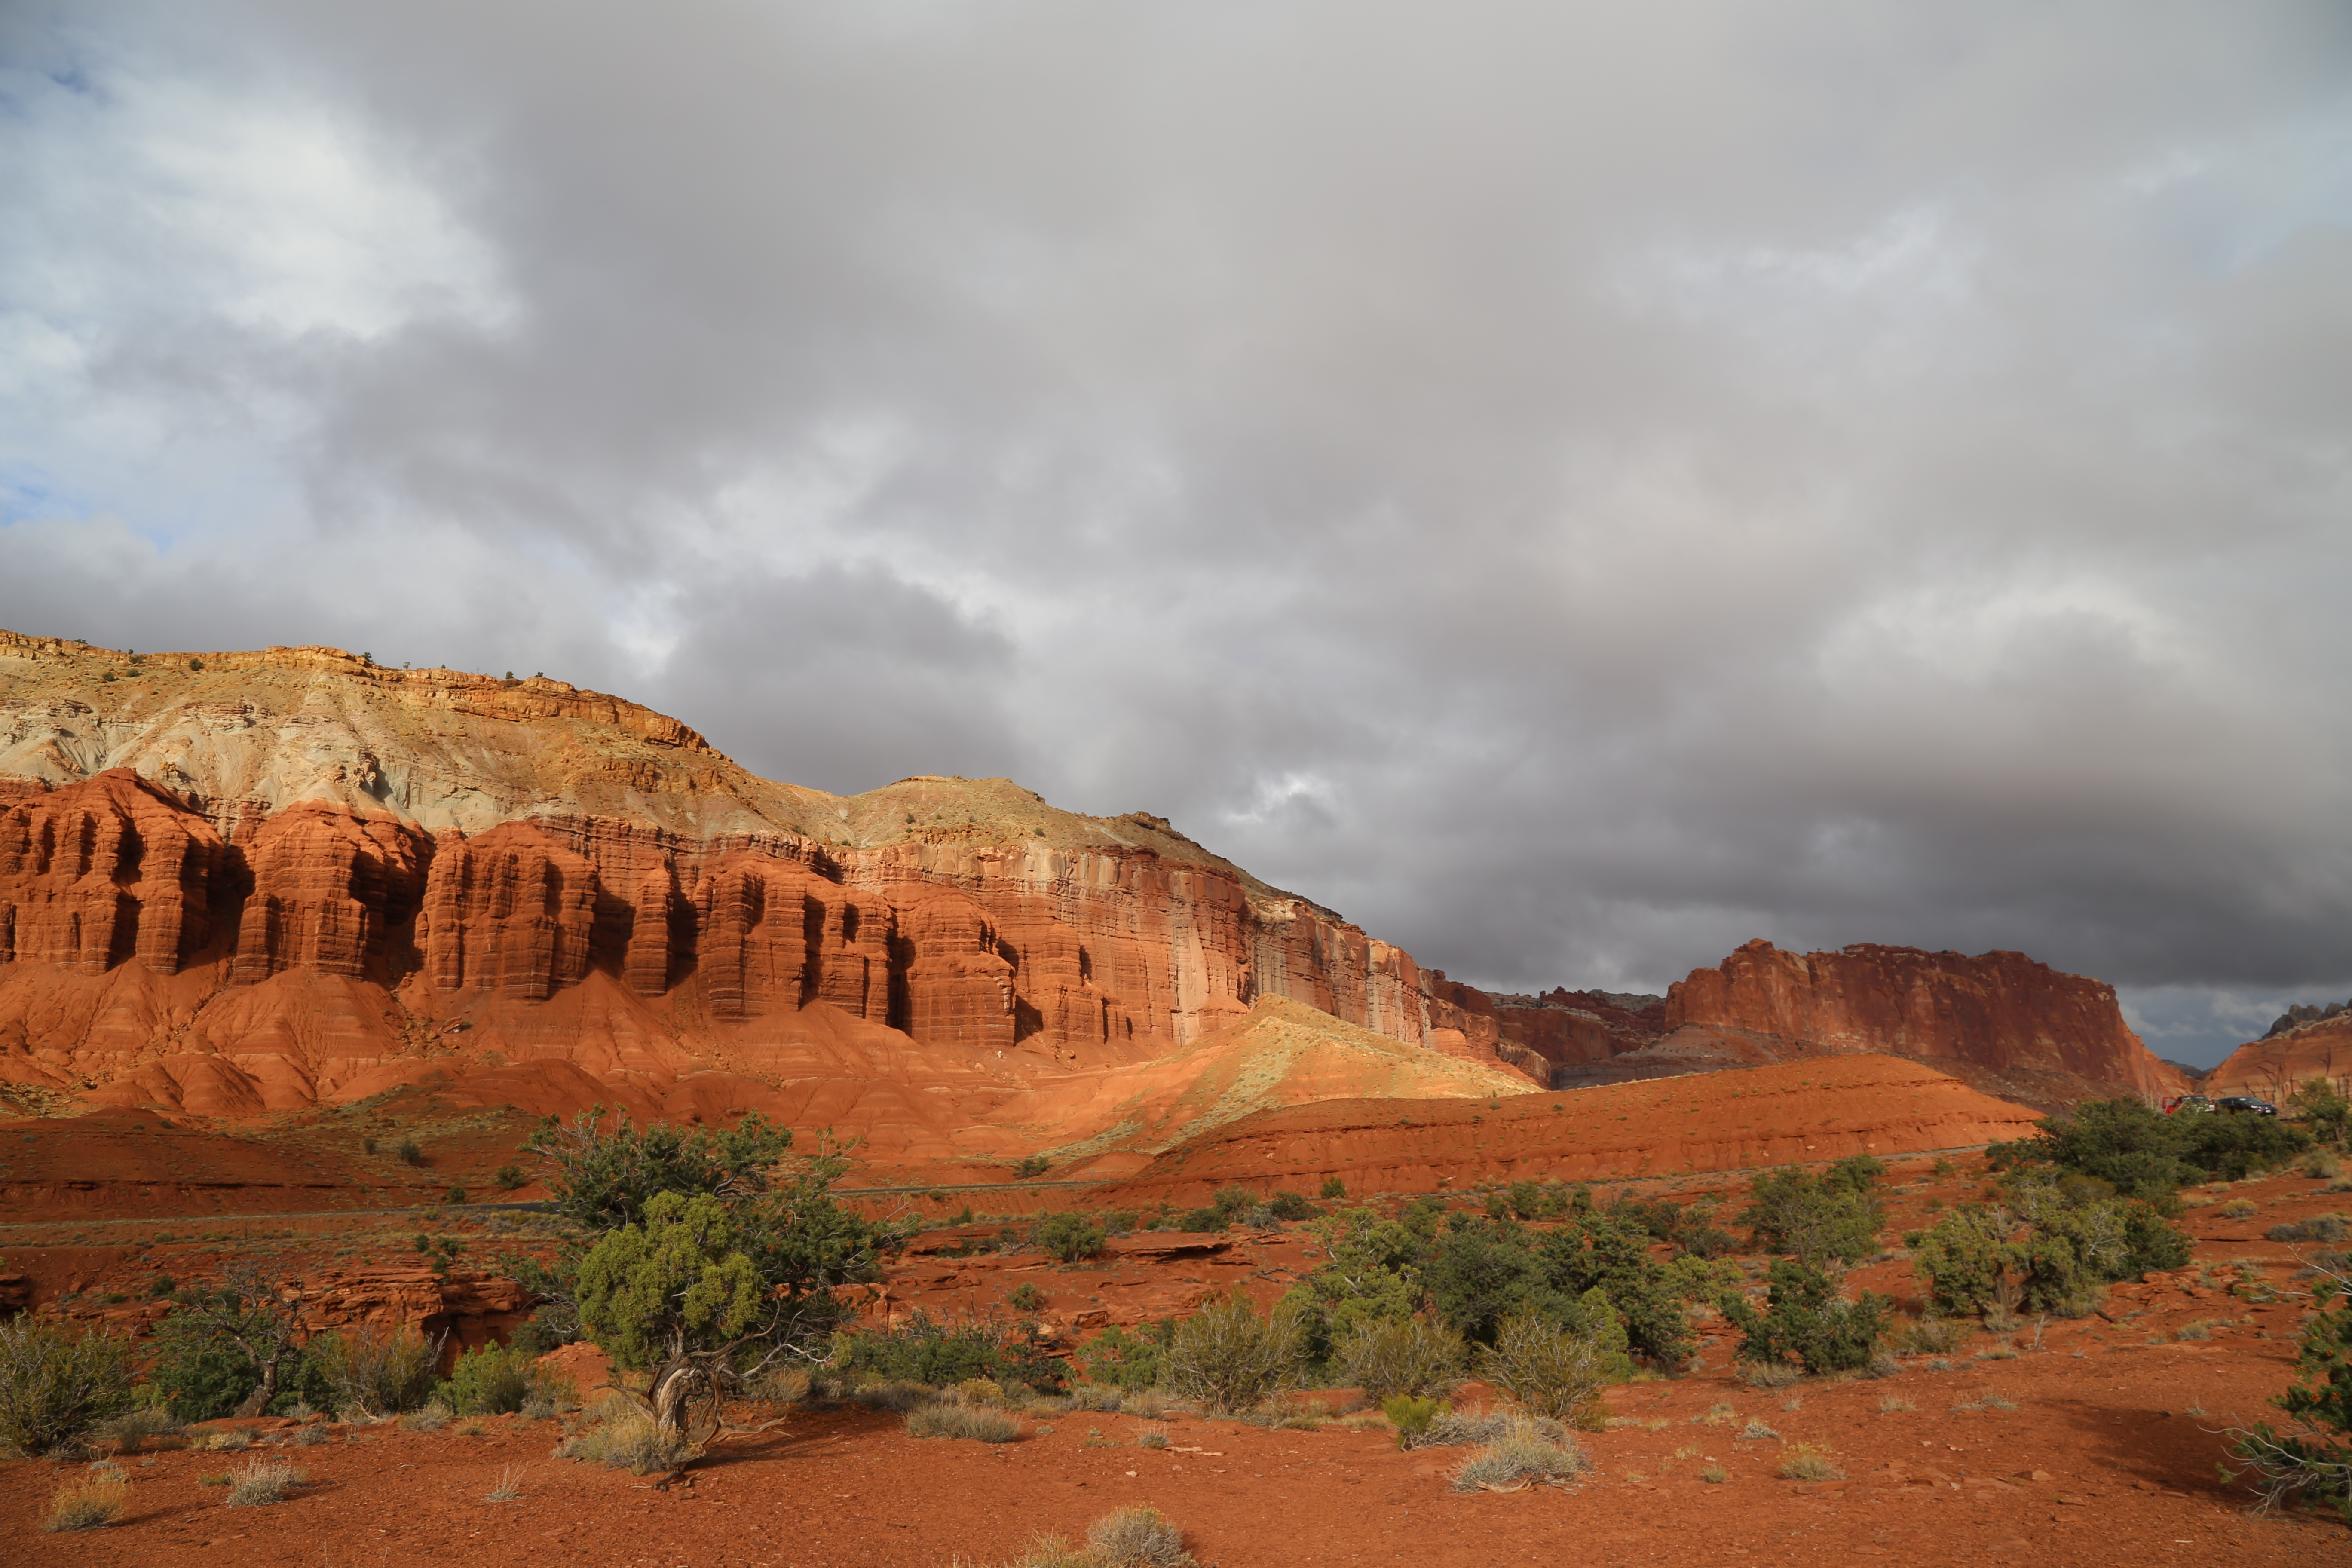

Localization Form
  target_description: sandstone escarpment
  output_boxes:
[0,634,1522,1130]
[1665,939,2184,1099]
[2205,1013,2352,1101]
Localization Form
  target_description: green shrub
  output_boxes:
[1320,1176,1348,1200]
[906,1403,1022,1442]
[1383,1393,1443,1445]
[395,1137,423,1164]
[1035,1212,1107,1263]
[1335,1316,1465,1403]
[2272,1216,2351,1244]
[836,1311,1066,1395]
[440,1343,554,1415]
[1012,1155,1052,1179]
[1908,1185,2190,1317]
[1266,1191,1315,1222]
[1740,1158,1886,1267]
[0,1320,135,1455]
[1990,1096,2310,1202]
[314,1324,443,1416]
[1008,1283,1047,1314]
[1476,1304,1625,1424]
[1176,1186,1261,1232]
[494,1164,528,1190]
[1080,1322,1173,1393]
[1164,1292,1302,1414]
[1718,1260,1892,1375]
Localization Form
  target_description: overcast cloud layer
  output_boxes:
[3,2,2349,1065]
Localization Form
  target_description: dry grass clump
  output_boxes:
[1448,1416,1589,1493]
[292,1423,330,1446]
[316,1323,443,1418]
[2220,1199,2259,1220]
[1878,1395,1917,1412]
[1064,1384,1125,1413]
[1403,1404,1571,1453]
[554,1397,698,1474]
[43,1467,129,1531]
[1735,1359,1806,1390]
[1737,1419,1780,1441]
[197,1426,254,1452]
[848,1379,937,1413]
[1700,1464,1729,1483]
[1777,1443,1843,1482]
[224,1455,306,1507]
[484,1464,526,1502]
[908,1403,1023,1443]
[1898,1316,1970,1356]
[1084,1504,1196,1567]
[401,1404,451,1433]
[972,1506,1197,1568]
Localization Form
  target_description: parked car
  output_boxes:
[2213,1095,2277,1116]
[2162,1094,2215,1115]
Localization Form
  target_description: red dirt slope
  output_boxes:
[1100,1053,2042,1207]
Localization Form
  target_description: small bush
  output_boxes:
[402,1404,450,1432]
[1779,1443,1843,1482]
[1720,1259,1892,1375]
[557,1398,695,1473]
[2270,1216,2350,1244]
[1449,1417,1588,1491]
[1477,1311,1617,1425]
[1320,1176,1348,1200]
[1404,1405,1570,1451]
[292,1423,329,1446]
[1335,1316,1464,1403]
[1738,1419,1779,1440]
[395,1137,423,1165]
[2306,1152,2344,1179]
[1136,1427,1170,1449]
[0,1319,136,1455]
[494,1164,528,1191]
[316,1323,443,1417]
[1700,1463,1729,1483]
[1164,1293,1301,1415]
[1036,1212,1108,1263]
[441,1343,556,1416]
[1080,1321,1172,1393]
[1383,1394,1442,1445]
[43,1468,129,1531]
[1085,1504,1195,1568]
[839,1311,1066,1396]
[224,1455,306,1506]
[907,1403,1022,1442]
[1266,1191,1316,1222]
[1013,1155,1052,1179]
[2221,1200,2260,1220]
[202,1426,254,1451]
[484,1464,525,1502]
[1008,1283,1047,1314]
[1880,1395,1916,1412]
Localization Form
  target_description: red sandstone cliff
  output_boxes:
[1663,939,2185,1100]
[0,633,1531,1132]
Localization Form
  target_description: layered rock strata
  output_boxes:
[1665,939,2185,1099]
[0,634,1527,1121]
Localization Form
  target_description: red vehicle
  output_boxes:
[2162,1094,2215,1115]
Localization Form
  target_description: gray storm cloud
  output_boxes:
[2,1,2348,1063]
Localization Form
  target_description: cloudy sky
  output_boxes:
[4,3,2349,1064]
